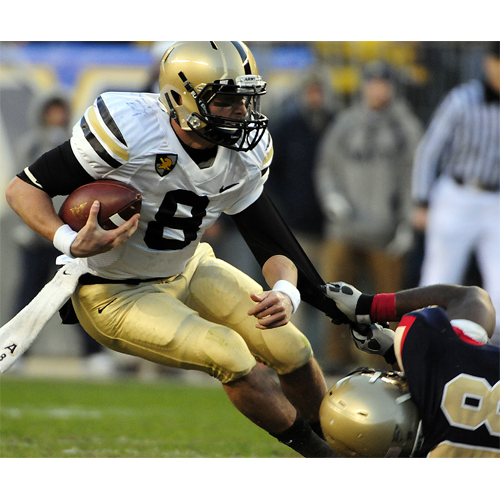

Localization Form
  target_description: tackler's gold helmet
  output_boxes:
[320,368,421,457]
[159,41,268,151]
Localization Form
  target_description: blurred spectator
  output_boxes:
[315,61,423,372]
[0,109,15,219]
[266,72,337,353]
[11,92,117,376]
[412,41,500,346]
[12,92,72,316]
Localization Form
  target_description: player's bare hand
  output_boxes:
[248,291,293,329]
[70,201,140,258]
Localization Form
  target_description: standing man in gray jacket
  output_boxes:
[315,61,423,371]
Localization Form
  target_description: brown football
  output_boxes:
[59,180,142,231]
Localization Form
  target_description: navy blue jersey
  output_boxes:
[398,307,500,457]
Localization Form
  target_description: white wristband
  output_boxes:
[272,280,301,314]
[53,224,78,258]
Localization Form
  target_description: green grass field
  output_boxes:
[1,377,483,500]
[0,376,299,458]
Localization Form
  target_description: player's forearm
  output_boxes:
[325,281,495,338]
[248,255,299,327]
[261,255,300,315]
[262,255,298,289]
[396,284,471,317]
[395,284,496,336]
[366,284,474,321]
[6,176,64,241]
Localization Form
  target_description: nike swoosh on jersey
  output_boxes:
[98,298,117,314]
[219,183,239,193]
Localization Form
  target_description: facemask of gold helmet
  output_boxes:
[159,41,268,152]
[320,368,422,458]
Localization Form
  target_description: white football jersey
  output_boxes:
[70,91,273,280]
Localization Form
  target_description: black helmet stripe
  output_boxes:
[231,41,252,75]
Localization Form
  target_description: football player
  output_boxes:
[322,281,500,457]
[5,41,345,458]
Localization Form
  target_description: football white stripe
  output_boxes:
[109,213,127,227]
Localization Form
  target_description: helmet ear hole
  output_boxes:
[172,91,182,106]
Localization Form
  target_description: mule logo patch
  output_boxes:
[155,154,178,177]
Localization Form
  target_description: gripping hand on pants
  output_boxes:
[322,281,375,324]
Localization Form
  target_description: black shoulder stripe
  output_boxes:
[81,116,122,169]
[97,96,127,146]
[231,41,252,75]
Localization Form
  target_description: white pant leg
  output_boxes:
[420,177,479,286]
[475,192,500,345]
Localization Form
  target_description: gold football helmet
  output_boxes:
[320,368,421,457]
[159,41,268,151]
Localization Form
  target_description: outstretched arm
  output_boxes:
[324,282,496,370]
[394,284,496,336]
[324,282,495,338]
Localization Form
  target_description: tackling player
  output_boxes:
[322,281,500,457]
[5,41,345,458]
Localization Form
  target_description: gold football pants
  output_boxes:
[72,243,313,383]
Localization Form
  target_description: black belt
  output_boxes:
[452,175,499,193]
[78,274,169,286]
